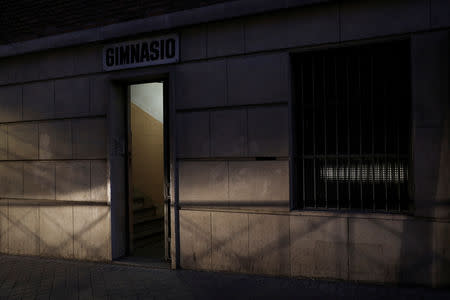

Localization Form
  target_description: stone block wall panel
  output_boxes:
[248,214,290,275]
[23,161,55,200]
[8,205,39,256]
[0,162,23,199]
[39,206,74,259]
[74,45,103,75]
[227,53,288,105]
[0,125,6,160]
[247,105,289,157]
[431,0,450,28]
[0,202,8,253]
[412,31,450,219]
[433,221,450,286]
[55,77,90,118]
[414,127,450,218]
[39,48,76,79]
[211,109,247,157]
[180,210,212,270]
[207,20,245,57]
[55,161,91,201]
[211,212,249,272]
[175,60,227,109]
[91,160,108,202]
[90,76,109,115]
[15,54,41,83]
[340,0,429,41]
[348,218,432,285]
[245,3,338,52]
[180,25,207,61]
[7,122,38,160]
[176,111,210,158]
[74,206,111,260]
[22,81,55,121]
[229,161,289,209]
[0,85,22,123]
[39,120,72,160]
[412,31,449,129]
[290,215,348,279]
[179,161,228,206]
[72,118,107,159]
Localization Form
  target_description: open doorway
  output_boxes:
[126,81,170,264]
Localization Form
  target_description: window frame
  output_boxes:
[290,39,414,213]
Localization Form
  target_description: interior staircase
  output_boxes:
[132,195,164,251]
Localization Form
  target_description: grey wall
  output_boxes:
[175,0,450,287]
[0,46,111,260]
[0,0,448,287]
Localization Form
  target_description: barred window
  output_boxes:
[292,40,412,212]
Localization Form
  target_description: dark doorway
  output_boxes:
[125,81,170,265]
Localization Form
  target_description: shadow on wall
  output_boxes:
[179,202,448,285]
[397,106,450,285]
[0,200,110,260]
[179,209,348,277]
[0,151,110,260]
[177,109,449,285]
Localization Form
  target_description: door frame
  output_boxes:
[109,68,179,268]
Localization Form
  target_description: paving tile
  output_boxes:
[0,246,448,297]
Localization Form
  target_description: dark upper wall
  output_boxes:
[0,0,236,45]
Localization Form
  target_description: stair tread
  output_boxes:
[134,215,163,225]
[133,206,156,213]
[133,234,164,248]
[133,227,164,240]
[134,219,163,230]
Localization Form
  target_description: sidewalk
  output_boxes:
[0,254,448,300]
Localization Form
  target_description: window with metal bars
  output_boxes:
[291,40,412,212]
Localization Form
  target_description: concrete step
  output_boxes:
[133,207,158,224]
[133,218,163,241]
[132,197,145,210]
[133,232,164,248]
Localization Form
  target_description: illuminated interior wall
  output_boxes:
[130,83,165,215]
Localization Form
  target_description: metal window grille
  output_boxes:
[292,40,412,212]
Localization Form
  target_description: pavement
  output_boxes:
[0,254,449,300]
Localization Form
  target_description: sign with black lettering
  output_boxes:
[103,34,179,71]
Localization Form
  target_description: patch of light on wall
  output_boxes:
[319,163,408,183]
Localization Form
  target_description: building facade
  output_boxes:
[0,0,449,287]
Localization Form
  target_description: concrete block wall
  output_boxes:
[0,0,447,287]
[176,0,450,287]
[0,44,111,261]
[175,52,291,211]
[177,23,294,275]
[180,210,450,286]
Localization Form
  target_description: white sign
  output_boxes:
[103,34,179,71]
